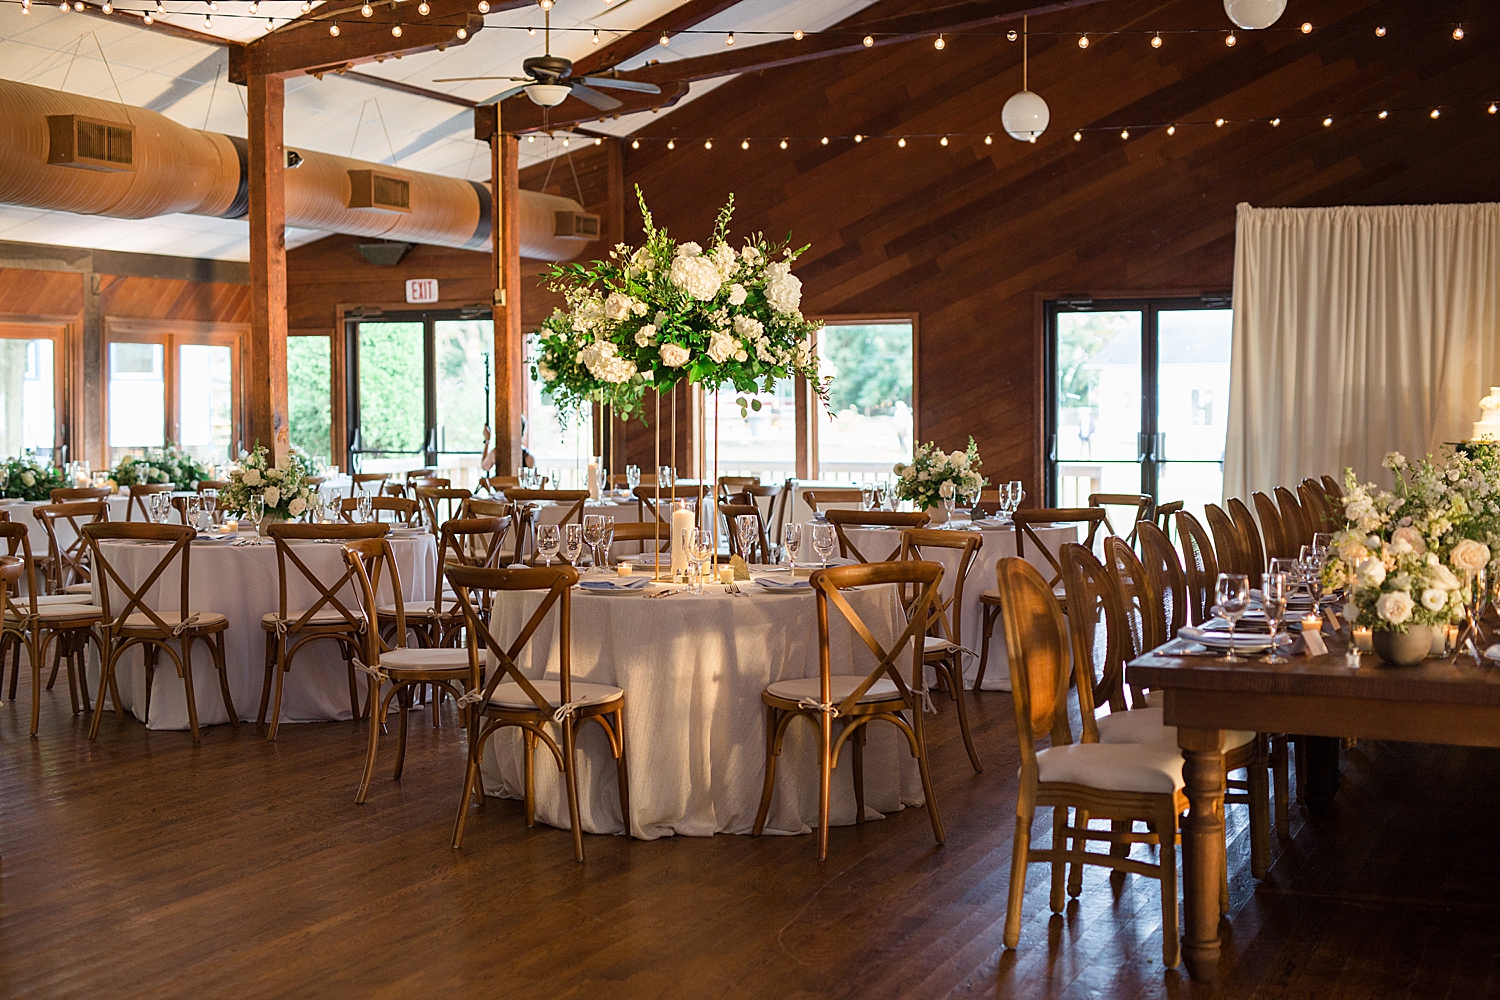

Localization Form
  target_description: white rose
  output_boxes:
[740,244,761,264]
[707,331,736,364]
[1450,538,1491,578]
[266,468,284,481]
[288,497,307,517]
[634,324,658,347]
[604,292,634,321]
[1375,590,1414,625]
[1355,557,1387,588]
[263,485,281,507]
[659,344,691,367]
[243,468,262,487]
[727,283,747,306]
[669,255,722,301]
[1390,526,1426,555]
[949,450,968,468]
[1420,588,1448,612]
[939,481,955,499]
[1429,563,1461,590]
[734,349,749,363]
[20,471,34,486]
[893,463,907,476]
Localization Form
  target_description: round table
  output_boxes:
[1,495,130,558]
[479,575,927,840]
[88,532,436,730]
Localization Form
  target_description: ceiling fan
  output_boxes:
[434,8,660,110]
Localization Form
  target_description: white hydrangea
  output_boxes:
[579,340,637,384]
[670,254,722,301]
[763,261,803,314]
[536,360,555,381]
[675,241,702,258]
[755,338,776,363]
[727,283,747,306]
[733,314,763,339]
[711,243,738,279]
[660,344,691,367]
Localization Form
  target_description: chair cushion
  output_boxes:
[1096,706,1257,752]
[1036,741,1185,794]
[62,583,94,595]
[123,611,228,632]
[36,593,94,606]
[261,610,357,629]
[765,674,901,705]
[487,678,623,711]
[924,635,956,652]
[7,603,100,623]
[377,601,450,618]
[379,647,470,673]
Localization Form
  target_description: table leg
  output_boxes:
[1178,726,1226,980]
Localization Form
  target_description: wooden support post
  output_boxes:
[490,127,524,475]
[247,73,290,463]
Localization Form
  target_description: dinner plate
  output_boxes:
[1178,626,1277,651]
[578,578,654,595]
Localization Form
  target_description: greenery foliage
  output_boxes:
[287,336,332,461]
[820,324,912,417]
[0,456,69,500]
[110,446,209,490]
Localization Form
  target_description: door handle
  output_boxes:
[1137,432,1151,464]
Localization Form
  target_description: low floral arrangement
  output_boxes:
[531,187,830,420]
[218,445,312,521]
[1323,449,1499,632]
[892,437,987,512]
[110,446,209,490]
[0,456,69,501]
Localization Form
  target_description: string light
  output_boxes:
[1300,22,1312,33]
[660,31,669,45]
[1073,131,1082,141]
[1006,30,1017,42]
[418,1,429,12]
[1120,129,1129,139]
[1215,117,1225,127]
[666,139,675,149]
[779,138,787,149]
[704,139,712,149]
[984,133,992,144]
[594,137,602,145]
[248,0,259,10]
[142,10,152,20]
[526,135,534,142]
[1379,110,1389,119]
[1271,117,1281,126]
[361,3,372,15]
[298,0,308,9]
[854,133,863,142]
[539,0,552,8]
[202,13,210,27]
[862,35,873,47]
[1375,26,1386,37]
[1152,33,1162,48]
[1430,108,1441,118]
[741,139,749,149]
[1167,124,1176,135]
[391,23,402,36]
[820,136,829,144]
[1225,32,1236,47]
[456,26,467,38]
[726,32,735,46]
[592,29,599,43]
[1453,26,1465,40]
[1491,103,1498,115]
[477,0,488,12]
[101,1,111,11]
[934,34,945,50]
[939,135,948,146]
[1323,116,1333,127]
[527,26,535,35]
[21,0,30,14]
[1078,34,1089,48]
[562,137,569,147]
[329,21,339,34]
[897,137,906,147]
[631,139,639,149]
[207,1,216,10]
[793,29,803,41]
[265,16,272,29]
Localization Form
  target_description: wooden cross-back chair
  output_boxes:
[1275,486,1312,553]
[1205,503,1252,582]
[447,564,629,862]
[403,468,438,492]
[463,496,511,520]
[351,472,389,495]
[339,495,419,525]
[823,509,930,563]
[415,486,471,532]
[125,483,173,521]
[719,502,771,564]
[343,537,471,804]
[1088,493,1155,547]
[197,480,230,494]
[1252,491,1290,561]
[1151,500,1184,541]
[715,476,760,504]
[49,487,111,503]
[801,488,863,514]
[605,521,673,567]
[83,522,234,744]
[33,500,108,596]
[737,481,794,560]
[1226,498,1266,590]
[994,556,1185,968]
[752,560,947,861]
[506,489,589,563]
[899,528,984,773]
[1320,474,1344,500]
[972,507,1108,692]
[1,522,105,736]
[1174,510,1219,626]
[378,515,509,650]
[1135,522,1187,652]
[633,483,695,525]
[1299,481,1335,535]
[258,522,389,741]
[482,475,548,494]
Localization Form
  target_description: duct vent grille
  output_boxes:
[47,115,135,172]
[347,169,411,212]
[554,211,600,239]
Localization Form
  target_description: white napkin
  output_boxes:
[1178,626,1275,648]
[755,577,812,590]
[579,577,649,591]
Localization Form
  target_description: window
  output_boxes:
[105,323,243,469]
[711,380,797,485]
[814,319,914,483]
[108,341,166,455]
[1046,299,1233,522]
[287,334,333,464]
[524,332,592,489]
[0,326,61,459]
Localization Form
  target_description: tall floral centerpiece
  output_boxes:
[892,438,987,524]
[530,187,829,420]
[1323,450,1494,663]
[0,456,69,500]
[110,446,209,490]
[219,445,312,531]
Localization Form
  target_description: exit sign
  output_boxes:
[405,278,439,304]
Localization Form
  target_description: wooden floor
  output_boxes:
[2,674,1499,1000]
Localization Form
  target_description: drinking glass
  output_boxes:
[185,495,202,530]
[357,494,374,525]
[134,462,149,486]
[941,492,956,526]
[1298,545,1326,606]
[735,514,760,563]
[861,484,877,511]
[307,493,325,524]
[582,514,604,569]
[626,465,641,491]
[562,523,585,565]
[200,489,218,525]
[688,527,714,593]
[599,516,616,568]
[247,494,265,536]
[546,469,559,490]
[658,465,674,488]
[1215,572,1251,662]
[1262,570,1291,664]
[1311,532,1333,557]
[784,522,802,570]
[811,522,836,568]
[1010,480,1025,514]
[536,523,561,567]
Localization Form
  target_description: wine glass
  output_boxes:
[1298,544,1326,607]
[811,522,836,568]
[134,461,149,486]
[658,465,674,488]
[735,514,760,563]
[599,515,616,568]
[1262,570,1291,664]
[626,465,641,491]
[200,489,218,526]
[582,514,604,570]
[861,484,877,511]
[688,527,714,593]
[185,495,202,530]
[247,494,265,539]
[536,523,561,567]
[1009,480,1025,514]
[357,493,374,525]
[1311,532,1333,557]
[562,523,584,565]
[941,489,956,527]
[1215,572,1251,662]
[784,522,802,570]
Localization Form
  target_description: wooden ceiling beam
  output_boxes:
[617,0,1110,85]
[569,0,744,79]
[228,1,482,82]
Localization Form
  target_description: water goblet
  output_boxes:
[1215,572,1251,662]
[247,494,265,539]
[1010,480,1025,514]
[860,484,877,511]
[658,465,674,489]
[134,462,149,486]
[185,495,202,530]
[200,489,218,526]
[626,465,641,491]
[688,527,714,594]
[1262,570,1291,664]
[536,523,561,567]
[811,522,836,568]
[562,523,585,565]
[735,514,760,563]
[599,516,616,568]
[784,522,802,570]
[941,491,956,526]
[582,514,604,569]
[357,493,374,525]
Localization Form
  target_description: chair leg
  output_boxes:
[63,636,80,715]
[1002,791,1035,949]
[30,632,46,737]
[1272,736,1291,840]
[451,736,481,849]
[561,718,585,863]
[89,644,118,740]
[973,605,998,692]
[211,633,238,727]
[181,642,202,744]
[266,641,288,741]
[752,705,779,837]
[912,709,945,846]
[1249,739,1271,879]
[523,729,538,828]
[1067,809,1090,897]
[7,637,19,701]
[947,661,983,773]
[1157,800,1181,969]
[356,675,385,805]
[257,634,276,731]
[394,686,411,780]
[1049,806,1069,913]
[613,706,630,836]
[816,710,833,861]
[851,722,866,824]
[45,642,62,691]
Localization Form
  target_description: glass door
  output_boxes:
[1047,299,1233,520]
[434,319,493,487]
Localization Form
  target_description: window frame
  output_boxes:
[0,319,70,463]
[805,313,920,481]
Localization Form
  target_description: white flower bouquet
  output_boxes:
[218,445,313,522]
[531,187,829,420]
[892,437,987,512]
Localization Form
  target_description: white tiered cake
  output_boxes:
[1473,387,1500,441]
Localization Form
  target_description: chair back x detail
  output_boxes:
[825,509,930,563]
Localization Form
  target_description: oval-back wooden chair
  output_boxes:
[1136,521,1186,650]
[1226,498,1265,588]
[1320,474,1344,500]
[1205,503,1251,581]
[1275,486,1311,554]
[1174,510,1219,626]
[1252,491,1290,561]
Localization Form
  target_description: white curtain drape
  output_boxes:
[1224,202,1500,498]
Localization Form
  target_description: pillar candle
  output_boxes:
[670,506,695,577]
[587,461,600,500]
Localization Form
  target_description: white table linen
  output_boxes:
[1,496,130,559]
[88,534,436,730]
[479,578,926,840]
[826,521,1079,692]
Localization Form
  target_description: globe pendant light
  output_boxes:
[1223,0,1287,30]
[1001,15,1049,142]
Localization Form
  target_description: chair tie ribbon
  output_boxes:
[456,688,486,708]
[170,613,202,636]
[352,658,387,683]
[551,700,588,725]
[796,697,841,718]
